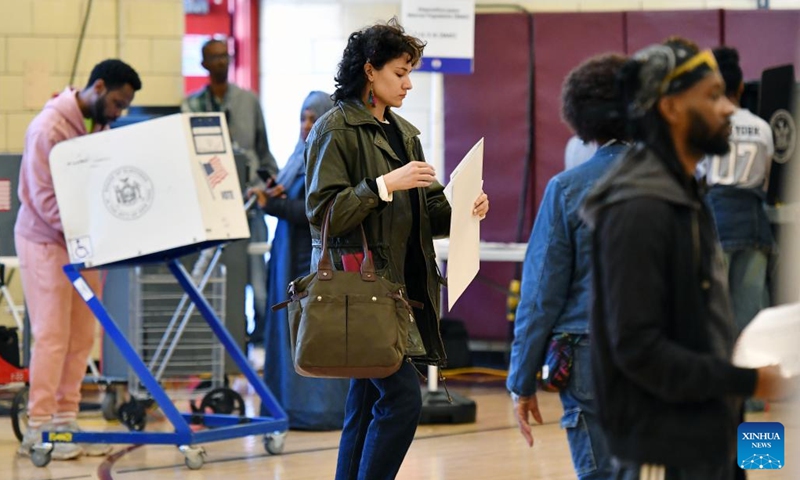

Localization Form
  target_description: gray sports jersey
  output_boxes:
[700,108,775,190]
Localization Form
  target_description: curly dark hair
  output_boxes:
[86,59,142,92]
[561,53,628,143]
[333,18,426,102]
[713,46,742,98]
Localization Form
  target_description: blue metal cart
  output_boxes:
[27,251,289,469]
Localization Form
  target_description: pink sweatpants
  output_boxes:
[15,234,101,418]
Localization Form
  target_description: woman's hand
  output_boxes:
[473,191,489,219]
[246,184,286,209]
[383,161,436,193]
[246,187,269,208]
[266,184,286,199]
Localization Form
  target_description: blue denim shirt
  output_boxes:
[507,143,627,396]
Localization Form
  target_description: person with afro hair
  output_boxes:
[507,52,628,480]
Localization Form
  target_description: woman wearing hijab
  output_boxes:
[254,91,349,430]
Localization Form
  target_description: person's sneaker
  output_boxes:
[55,421,112,457]
[18,422,84,460]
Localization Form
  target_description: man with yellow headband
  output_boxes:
[581,37,792,479]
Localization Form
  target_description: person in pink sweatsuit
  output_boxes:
[14,59,141,460]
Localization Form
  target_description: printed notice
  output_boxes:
[190,116,227,155]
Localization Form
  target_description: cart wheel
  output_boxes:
[199,387,245,415]
[179,445,205,470]
[101,390,117,421]
[31,443,53,468]
[118,399,147,431]
[263,431,286,455]
[10,386,29,442]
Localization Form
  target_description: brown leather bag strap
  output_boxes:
[358,225,376,282]
[317,203,334,281]
[316,200,376,282]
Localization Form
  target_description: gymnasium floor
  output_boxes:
[1,379,797,480]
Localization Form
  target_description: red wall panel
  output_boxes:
[184,1,232,95]
[625,10,722,54]
[443,13,532,341]
[532,13,625,208]
[724,10,800,82]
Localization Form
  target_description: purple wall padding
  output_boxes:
[625,10,722,54]
[444,13,533,242]
[532,13,626,208]
[439,10,799,343]
[724,10,800,81]
[443,13,532,341]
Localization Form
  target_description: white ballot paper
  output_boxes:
[732,303,800,376]
[442,138,484,311]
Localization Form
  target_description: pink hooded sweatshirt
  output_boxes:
[15,88,105,246]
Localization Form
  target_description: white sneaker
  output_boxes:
[248,345,266,371]
[18,422,84,460]
[56,421,113,457]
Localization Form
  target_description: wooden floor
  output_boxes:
[1,379,798,480]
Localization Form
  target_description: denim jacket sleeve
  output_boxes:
[507,177,574,397]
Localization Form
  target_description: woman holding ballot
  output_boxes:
[304,18,488,480]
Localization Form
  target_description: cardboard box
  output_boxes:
[50,113,250,267]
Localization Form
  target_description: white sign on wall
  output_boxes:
[401,0,475,74]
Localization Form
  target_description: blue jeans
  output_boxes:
[559,337,613,480]
[725,248,769,333]
[611,457,734,480]
[335,361,422,480]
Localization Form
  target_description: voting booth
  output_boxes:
[51,113,250,267]
[24,114,288,470]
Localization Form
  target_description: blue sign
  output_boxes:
[417,57,474,74]
[738,422,784,470]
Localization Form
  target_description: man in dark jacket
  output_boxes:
[582,37,790,479]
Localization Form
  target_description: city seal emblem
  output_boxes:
[770,109,796,164]
[102,166,154,220]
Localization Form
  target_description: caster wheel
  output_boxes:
[179,445,206,470]
[200,387,245,415]
[31,443,53,468]
[263,431,286,455]
[118,399,147,431]
[101,389,117,421]
[11,386,29,442]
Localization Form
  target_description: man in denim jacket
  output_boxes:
[507,53,628,480]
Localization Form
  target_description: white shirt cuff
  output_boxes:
[376,176,393,202]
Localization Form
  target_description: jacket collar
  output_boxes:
[581,143,702,228]
[339,99,421,139]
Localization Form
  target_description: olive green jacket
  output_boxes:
[305,99,452,365]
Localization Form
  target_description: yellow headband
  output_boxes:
[660,49,719,94]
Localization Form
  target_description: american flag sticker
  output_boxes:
[202,156,228,189]
[0,179,11,212]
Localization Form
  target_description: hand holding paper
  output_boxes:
[473,190,489,218]
[733,303,800,376]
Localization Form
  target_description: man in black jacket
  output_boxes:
[582,37,790,480]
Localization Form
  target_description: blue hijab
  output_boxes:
[275,91,334,186]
